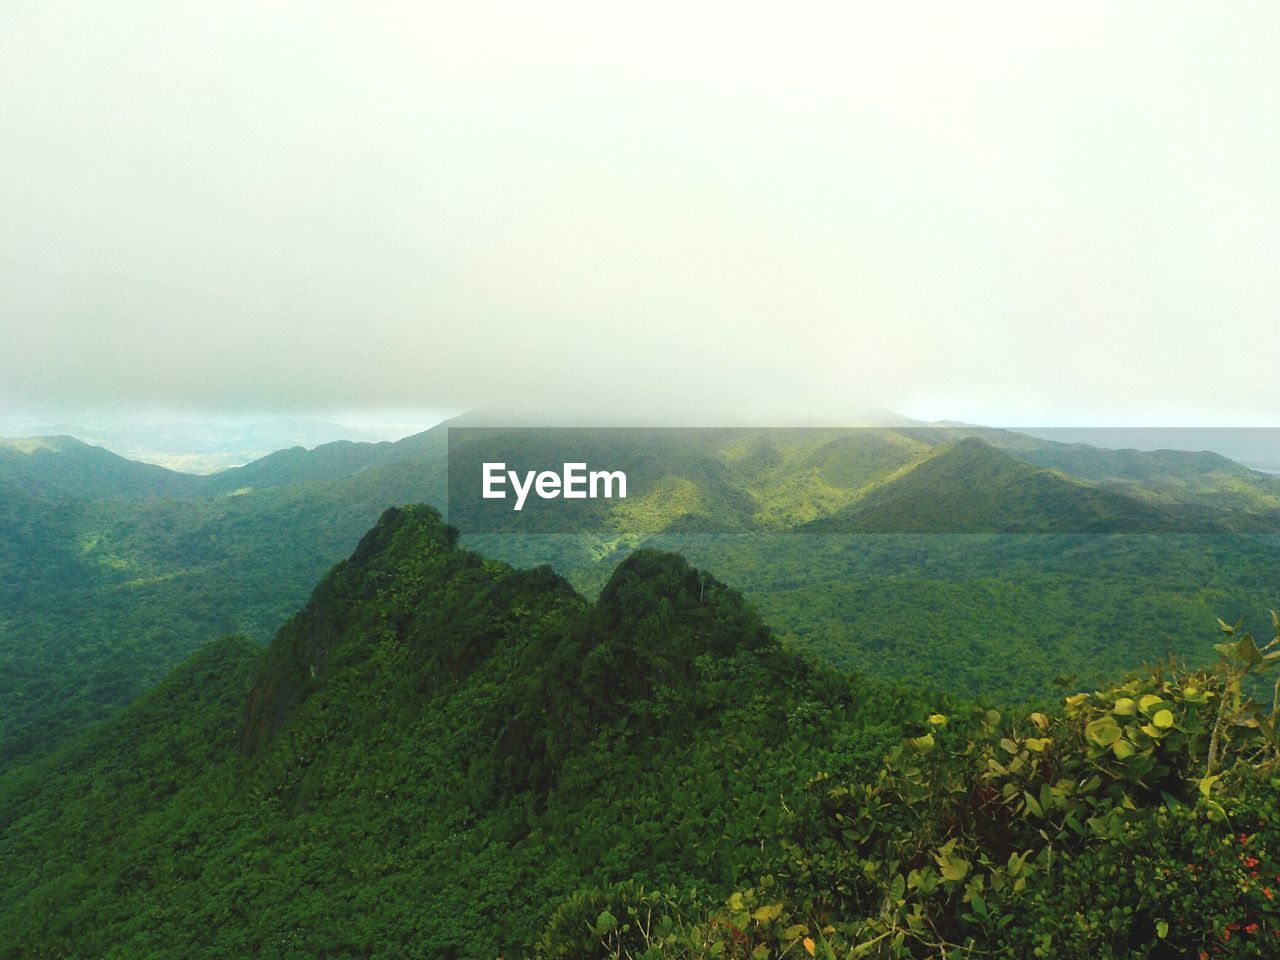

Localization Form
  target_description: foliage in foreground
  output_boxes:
[538,616,1280,959]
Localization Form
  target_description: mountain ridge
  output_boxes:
[803,437,1250,533]
[5,420,1280,769]
[3,503,1276,957]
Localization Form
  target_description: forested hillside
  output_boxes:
[5,422,1280,770]
[2,506,1276,958]
[0,438,447,769]
[638,532,1280,701]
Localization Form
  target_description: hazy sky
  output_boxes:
[2,2,1277,425]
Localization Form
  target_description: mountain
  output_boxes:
[2,506,1275,958]
[803,437,1248,533]
[0,416,396,473]
[4,419,1280,770]
[198,424,448,494]
[7,421,1276,528]
[0,436,448,769]
[1010,426,1280,477]
[0,505,925,957]
[997,438,1280,516]
[0,421,447,501]
[445,426,1280,535]
[0,436,201,499]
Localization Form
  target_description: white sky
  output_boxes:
[2,1,1278,425]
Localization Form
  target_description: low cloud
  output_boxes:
[3,2,1278,425]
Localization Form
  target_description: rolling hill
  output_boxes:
[802,437,1251,533]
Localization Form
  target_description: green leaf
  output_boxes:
[1157,919,1169,939]
[1138,694,1166,716]
[1234,634,1265,668]
[1256,716,1280,749]
[1153,709,1174,729]
[1111,738,1136,760]
[1086,716,1122,746]
[935,851,971,882]
[890,873,906,901]
[592,909,618,936]
[910,733,935,754]
[752,902,784,923]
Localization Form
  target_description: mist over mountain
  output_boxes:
[5,2,1280,954]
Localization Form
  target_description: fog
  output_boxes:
[3,2,1278,425]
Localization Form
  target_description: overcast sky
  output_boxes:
[2,1,1277,426]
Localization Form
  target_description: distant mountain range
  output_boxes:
[0,417,407,473]
[1014,425,1280,475]
[6,419,1280,531]
[3,416,1280,769]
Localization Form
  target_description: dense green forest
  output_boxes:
[0,435,446,769]
[2,505,1277,958]
[4,424,1280,770]
[647,532,1280,700]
